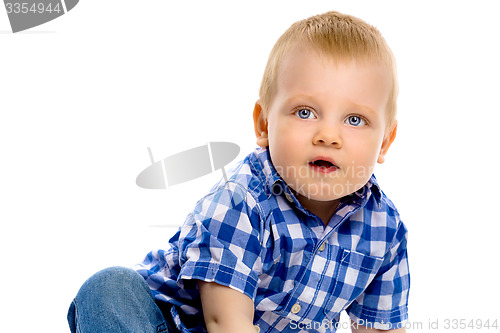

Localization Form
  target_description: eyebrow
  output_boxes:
[283,94,316,106]
[347,102,377,116]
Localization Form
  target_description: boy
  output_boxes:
[68,11,409,333]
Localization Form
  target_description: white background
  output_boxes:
[1,1,499,332]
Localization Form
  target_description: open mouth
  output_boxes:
[309,158,339,173]
[310,160,335,168]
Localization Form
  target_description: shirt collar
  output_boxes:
[352,175,383,206]
[255,148,297,200]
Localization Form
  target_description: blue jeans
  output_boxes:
[67,267,177,333]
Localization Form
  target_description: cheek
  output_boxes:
[346,133,382,166]
[269,120,301,149]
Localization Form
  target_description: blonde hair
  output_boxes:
[259,11,398,127]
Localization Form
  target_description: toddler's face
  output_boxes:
[254,44,397,205]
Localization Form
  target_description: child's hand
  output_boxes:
[198,281,257,333]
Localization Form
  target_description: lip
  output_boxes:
[308,156,340,174]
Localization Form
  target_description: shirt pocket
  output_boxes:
[324,249,383,317]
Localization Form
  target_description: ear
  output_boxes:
[377,121,398,164]
[253,100,269,147]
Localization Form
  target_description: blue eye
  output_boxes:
[296,109,316,119]
[346,115,366,127]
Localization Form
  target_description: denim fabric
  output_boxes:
[67,267,174,333]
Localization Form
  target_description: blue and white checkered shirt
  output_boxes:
[134,147,409,332]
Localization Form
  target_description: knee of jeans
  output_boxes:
[77,266,150,302]
[67,300,77,333]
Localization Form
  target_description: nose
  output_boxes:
[312,124,342,148]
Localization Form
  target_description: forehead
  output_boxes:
[275,44,392,112]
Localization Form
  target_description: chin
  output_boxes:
[295,177,369,202]
[290,183,345,202]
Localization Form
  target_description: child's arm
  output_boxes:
[351,321,406,333]
[198,280,256,333]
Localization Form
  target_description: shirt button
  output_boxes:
[254,325,260,333]
[291,303,301,314]
[285,193,293,202]
[318,242,326,252]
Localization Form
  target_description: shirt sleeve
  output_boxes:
[346,220,410,330]
[176,182,264,300]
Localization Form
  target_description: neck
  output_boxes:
[294,192,341,226]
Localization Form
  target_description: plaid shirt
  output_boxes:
[134,147,409,332]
